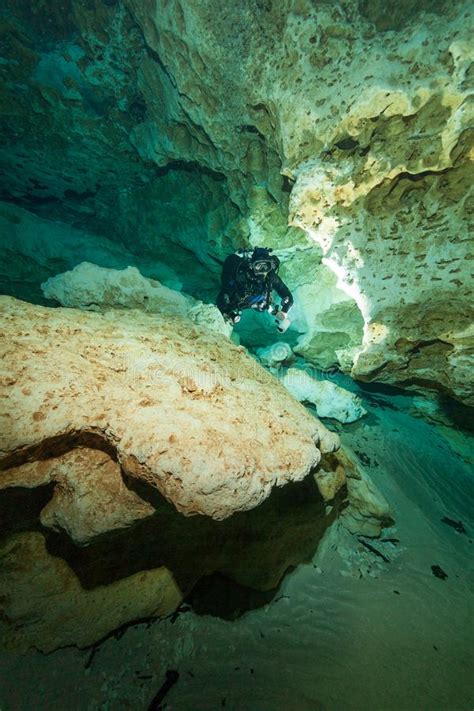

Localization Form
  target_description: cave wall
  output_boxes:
[128,0,472,399]
[127,0,472,398]
[0,200,185,303]
[0,0,293,259]
[0,0,472,399]
[0,0,249,299]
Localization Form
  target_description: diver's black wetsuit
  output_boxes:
[216,252,293,321]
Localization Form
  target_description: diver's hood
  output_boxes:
[249,247,279,276]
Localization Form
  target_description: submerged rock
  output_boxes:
[0,201,183,303]
[0,444,379,653]
[313,446,393,540]
[0,296,388,652]
[0,296,338,520]
[256,342,294,367]
[281,368,367,423]
[127,0,473,401]
[0,448,154,545]
[41,262,231,338]
[341,455,394,538]
[288,259,365,371]
[0,531,183,652]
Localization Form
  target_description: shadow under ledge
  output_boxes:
[0,473,346,653]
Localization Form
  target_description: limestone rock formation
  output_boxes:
[313,452,347,504]
[0,201,183,305]
[41,262,231,337]
[289,261,365,371]
[0,296,390,651]
[1,448,154,545]
[0,531,183,652]
[0,473,336,653]
[0,442,376,653]
[256,342,295,367]
[338,451,394,538]
[0,296,339,520]
[282,368,367,423]
[125,0,474,400]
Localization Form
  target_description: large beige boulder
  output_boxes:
[0,296,390,652]
[0,296,338,520]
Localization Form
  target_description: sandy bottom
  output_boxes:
[1,382,473,711]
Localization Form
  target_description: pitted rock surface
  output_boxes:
[0,296,339,520]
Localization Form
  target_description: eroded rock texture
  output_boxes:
[123,0,474,401]
[41,262,232,337]
[0,472,338,653]
[0,0,472,399]
[0,296,340,519]
[1,448,154,545]
[0,296,390,651]
[0,429,387,653]
[281,368,367,423]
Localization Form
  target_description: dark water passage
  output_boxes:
[1,384,472,711]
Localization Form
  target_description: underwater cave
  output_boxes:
[0,0,473,709]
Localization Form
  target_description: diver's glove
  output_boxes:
[275,310,291,333]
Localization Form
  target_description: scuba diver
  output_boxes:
[216,246,294,333]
